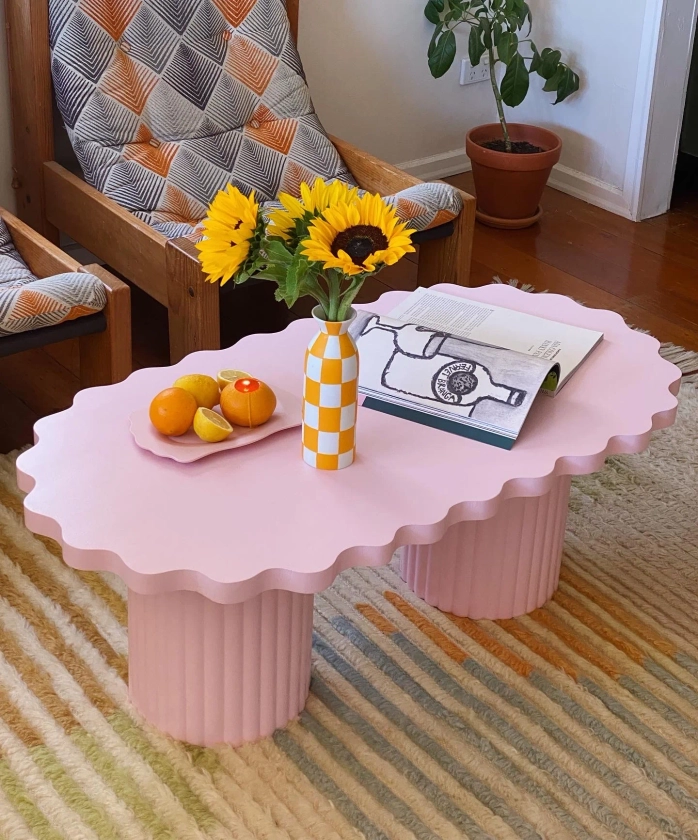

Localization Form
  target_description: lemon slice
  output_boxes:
[217,369,251,390]
[193,408,234,443]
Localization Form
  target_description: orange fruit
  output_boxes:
[149,387,198,436]
[220,378,277,427]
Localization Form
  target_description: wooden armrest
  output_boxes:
[166,236,220,362]
[78,263,132,385]
[0,206,81,277]
[329,135,422,196]
[43,162,169,305]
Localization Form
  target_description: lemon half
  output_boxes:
[193,408,234,443]
[217,369,251,390]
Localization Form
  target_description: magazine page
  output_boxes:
[351,311,557,449]
[388,287,603,391]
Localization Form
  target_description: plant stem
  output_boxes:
[336,277,364,321]
[488,47,512,152]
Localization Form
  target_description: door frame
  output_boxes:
[631,0,698,220]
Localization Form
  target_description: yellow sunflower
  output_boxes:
[301,192,416,276]
[267,177,359,241]
[196,185,260,285]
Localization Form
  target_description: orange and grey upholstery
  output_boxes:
[49,0,463,239]
[0,218,106,337]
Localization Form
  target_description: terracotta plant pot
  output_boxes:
[465,123,562,229]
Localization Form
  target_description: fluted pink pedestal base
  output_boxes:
[400,476,572,619]
[128,588,314,746]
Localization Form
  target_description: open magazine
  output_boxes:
[350,288,604,450]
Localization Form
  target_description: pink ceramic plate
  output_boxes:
[129,386,301,463]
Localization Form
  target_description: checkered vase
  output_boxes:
[302,307,359,470]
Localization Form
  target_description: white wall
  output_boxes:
[298,0,495,177]
[0,0,16,211]
[300,0,662,218]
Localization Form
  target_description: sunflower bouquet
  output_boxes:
[196,178,416,323]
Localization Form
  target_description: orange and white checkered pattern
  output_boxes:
[302,314,359,470]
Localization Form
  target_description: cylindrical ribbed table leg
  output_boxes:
[128,588,314,746]
[400,475,571,619]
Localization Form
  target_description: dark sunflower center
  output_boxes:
[331,225,389,266]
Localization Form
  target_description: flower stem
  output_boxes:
[325,270,342,321]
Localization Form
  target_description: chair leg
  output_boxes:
[79,265,132,388]
[166,237,220,364]
[417,190,476,287]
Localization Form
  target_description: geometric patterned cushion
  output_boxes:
[0,220,107,337]
[50,0,463,240]
[152,180,465,240]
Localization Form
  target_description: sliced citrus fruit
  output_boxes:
[193,407,234,442]
[217,369,251,390]
[174,374,220,409]
[149,388,198,436]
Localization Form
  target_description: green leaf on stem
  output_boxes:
[542,64,564,92]
[554,65,580,103]
[424,0,443,24]
[428,24,443,59]
[497,31,518,65]
[501,53,529,106]
[537,47,562,80]
[428,29,457,77]
[468,25,485,66]
[529,42,541,73]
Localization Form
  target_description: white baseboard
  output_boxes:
[547,164,633,220]
[398,149,470,181]
[399,148,634,219]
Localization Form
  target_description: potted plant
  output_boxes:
[425,0,580,228]
[197,180,416,470]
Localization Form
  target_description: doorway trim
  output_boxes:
[632,0,698,220]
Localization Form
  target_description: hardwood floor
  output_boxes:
[3,176,698,453]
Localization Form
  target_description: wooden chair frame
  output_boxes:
[5,0,476,363]
[0,208,132,387]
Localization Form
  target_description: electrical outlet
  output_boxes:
[460,57,490,86]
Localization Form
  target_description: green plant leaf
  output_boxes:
[264,238,293,265]
[529,43,541,73]
[554,65,580,103]
[542,65,564,93]
[497,31,518,65]
[481,17,492,49]
[428,29,457,77]
[468,25,486,66]
[501,53,529,106]
[424,0,443,24]
[538,48,562,80]
[428,24,443,58]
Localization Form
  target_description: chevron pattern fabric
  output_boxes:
[50,0,463,240]
[0,220,106,337]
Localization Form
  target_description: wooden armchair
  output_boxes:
[0,209,131,388]
[6,0,475,364]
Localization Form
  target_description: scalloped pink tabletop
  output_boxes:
[17,284,680,605]
[16,284,682,746]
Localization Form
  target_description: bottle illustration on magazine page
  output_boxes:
[358,316,527,416]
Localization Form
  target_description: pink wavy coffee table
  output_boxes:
[16,284,680,746]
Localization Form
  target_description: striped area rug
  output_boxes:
[0,359,697,839]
